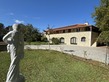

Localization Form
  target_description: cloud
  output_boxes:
[15,20,24,24]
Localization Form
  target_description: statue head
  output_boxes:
[12,24,20,31]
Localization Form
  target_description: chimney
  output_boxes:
[84,22,89,25]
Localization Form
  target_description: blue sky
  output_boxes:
[0,0,100,32]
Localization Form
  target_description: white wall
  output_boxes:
[45,31,92,47]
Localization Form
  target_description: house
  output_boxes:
[44,23,100,47]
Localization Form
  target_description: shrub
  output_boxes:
[51,37,60,44]
[41,36,48,42]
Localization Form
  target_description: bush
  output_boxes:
[51,37,60,44]
[41,36,48,42]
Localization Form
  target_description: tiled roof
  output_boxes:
[46,24,90,31]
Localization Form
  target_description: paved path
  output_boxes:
[25,45,109,64]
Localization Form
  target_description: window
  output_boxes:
[76,28,80,32]
[70,37,77,44]
[85,27,90,31]
[65,30,68,33]
[63,30,65,33]
[81,37,86,42]
[60,37,64,43]
[68,29,71,32]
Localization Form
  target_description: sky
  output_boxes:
[0,0,100,32]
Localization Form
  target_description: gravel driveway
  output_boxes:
[25,45,109,64]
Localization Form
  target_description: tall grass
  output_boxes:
[0,50,109,82]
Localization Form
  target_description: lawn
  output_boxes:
[24,42,48,45]
[0,50,109,82]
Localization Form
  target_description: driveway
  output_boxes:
[25,45,109,64]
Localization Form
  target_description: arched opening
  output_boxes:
[60,37,64,43]
[70,37,77,45]
[81,37,86,42]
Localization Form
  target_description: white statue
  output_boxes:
[3,24,25,82]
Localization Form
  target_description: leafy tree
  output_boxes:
[92,0,109,44]
[19,24,41,44]
[0,23,4,32]
[0,23,41,43]
[24,24,33,44]
[32,28,41,41]
[97,31,109,44]
[4,26,12,33]
[0,23,5,41]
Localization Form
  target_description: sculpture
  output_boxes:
[3,24,25,82]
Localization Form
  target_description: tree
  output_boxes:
[0,23,41,43]
[19,24,41,44]
[92,0,109,65]
[0,23,5,41]
[92,0,109,44]
[0,23,4,32]
[32,28,41,41]
[4,26,12,33]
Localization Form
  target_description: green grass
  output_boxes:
[0,50,109,82]
[24,42,48,45]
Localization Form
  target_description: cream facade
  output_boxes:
[44,24,100,47]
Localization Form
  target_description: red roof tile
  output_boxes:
[46,24,90,31]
